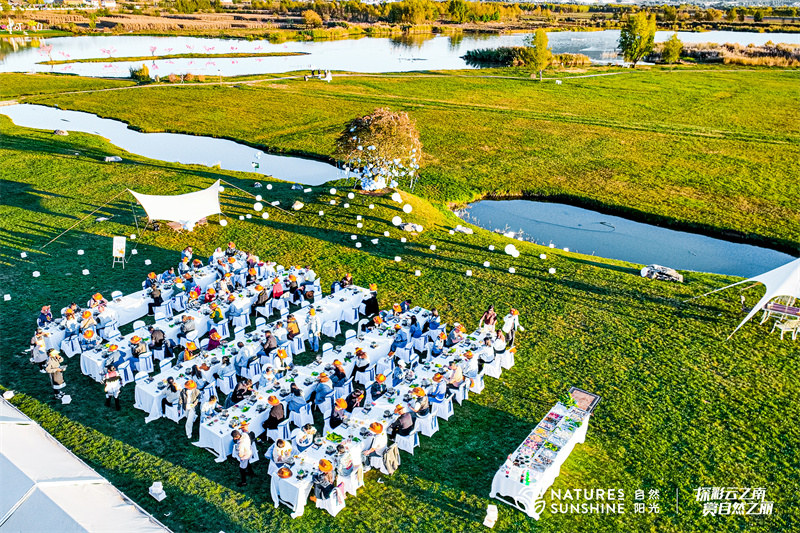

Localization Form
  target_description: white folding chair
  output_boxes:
[334,377,354,399]
[300,300,311,309]
[60,337,81,358]
[375,356,393,378]
[266,418,291,444]
[414,412,439,438]
[164,402,185,423]
[455,381,469,405]
[217,374,236,396]
[288,403,313,428]
[152,346,166,361]
[412,336,426,353]
[272,298,289,316]
[111,290,123,300]
[340,306,359,325]
[117,360,134,386]
[232,314,251,330]
[315,485,346,517]
[341,466,364,497]
[322,343,333,356]
[132,320,148,337]
[160,358,174,371]
[396,345,414,365]
[136,353,154,374]
[290,335,305,356]
[322,320,341,338]
[432,395,454,421]
[500,349,515,370]
[483,357,502,379]
[344,329,356,341]
[154,304,173,320]
[214,321,231,338]
[469,374,485,394]
[243,360,262,381]
[354,365,376,388]
[172,294,188,312]
[395,432,419,455]
[255,317,267,328]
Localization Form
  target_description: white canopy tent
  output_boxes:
[693,257,800,338]
[129,180,222,231]
[0,400,170,532]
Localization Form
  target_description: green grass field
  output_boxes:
[0,68,798,533]
[23,68,800,252]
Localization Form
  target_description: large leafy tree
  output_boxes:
[525,29,552,81]
[618,12,656,67]
[661,33,683,64]
[334,108,423,190]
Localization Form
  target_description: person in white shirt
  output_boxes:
[362,422,387,467]
[306,308,322,352]
[493,330,507,353]
[232,429,253,486]
[272,439,293,464]
[200,395,218,422]
[211,247,225,263]
[301,266,317,289]
[501,308,524,347]
[292,424,317,452]
[461,350,479,380]
[272,321,288,342]
[477,337,495,374]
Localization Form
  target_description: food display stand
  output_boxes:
[490,388,600,519]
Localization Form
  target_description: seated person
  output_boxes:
[148,325,173,358]
[287,274,301,302]
[400,299,412,313]
[253,284,270,310]
[351,348,370,379]
[286,384,308,413]
[183,341,200,361]
[493,330,507,353]
[392,359,407,387]
[88,292,107,309]
[272,321,288,342]
[224,241,238,258]
[261,331,278,360]
[329,398,348,430]
[215,258,230,279]
[271,439,292,464]
[301,266,317,289]
[361,315,383,332]
[171,277,187,295]
[148,285,163,315]
[246,268,258,287]
[38,305,54,328]
[330,360,348,388]
[345,389,365,412]
[258,366,277,390]
[362,422,387,465]
[262,395,285,432]
[161,378,180,414]
[286,315,301,340]
[422,308,441,333]
[226,379,252,408]
[209,303,225,324]
[310,373,333,406]
[79,329,99,351]
[340,272,353,288]
[203,287,217,304]
[183,273,197,293]
[211,247,225,263]
[389,324,408,355]
[271,278,284,299]
[388,404,414,439]
[161,267,177,282]
[446,324,466,347]
[312,459,336,501]
[408,316,423,342]
[177,315,196,341]
[409,387,430,417]
[391,303,403,318]
[461,350,479,380]
[370,373,388,400]
[212,356,236,381]
[427,373,447,403]
[206,330,223,351]
[334,444,354,478]
[63,311,79,338]
[177,257,191,276]
[446,361,464,392]
[144,271,159,290]
[431,332,446,358]
[200,395,218,423]
[477,337,496,373]
[129,335,148,359]
[80,310,97,332]
[292,424,317,452]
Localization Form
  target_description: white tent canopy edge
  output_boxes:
[129,180,222,231]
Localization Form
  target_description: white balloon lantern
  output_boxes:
[219,219,228,226]
[466,270,472,277]
[488,245,495,251]
[369,204,375,210]
[357,223,363,228]
[483,261,490,268]
[330,188,337,195]
[32,271,41,278]
[430,245,436,251]
[347,192,355,200]
[394,256,402,262]
[415,270,421,277]
[402,204,412,214]
[391,192,402,203]
[539,254,547,260]
[391,216,402,226]
[548,268,556,274]
[253,202,263,211]
[509,267,516,274]
[255,195,263,201]
[262,213,269,219]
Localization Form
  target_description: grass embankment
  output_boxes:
[38,51,309,65]
[26,68,800,252]
[1,111,798,533]
[0,73,135,100]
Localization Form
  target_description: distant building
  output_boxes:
[101,0,117,6]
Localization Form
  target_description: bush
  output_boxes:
[168,73,179,83]
[184,73,195,82]
[196,74,206,82]
[462,46,534,67]
[303,9,323,28]
[129,63,150,83]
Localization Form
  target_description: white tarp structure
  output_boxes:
[129,180,222,231]
[0,400,170,532]
[693,257,800,338]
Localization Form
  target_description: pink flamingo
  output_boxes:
[255,45,262,51]
[166,47,174,53]
[204,46,215,52]
[150,45,157,55]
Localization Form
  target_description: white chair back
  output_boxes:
[136,353,154,374]
[255,317,267,328]
[111,290,123,300]
[395,432,419,455]
[432,395,454,421]
[344,329,356,341]
[414,413,439,438]
[289,403,313,428]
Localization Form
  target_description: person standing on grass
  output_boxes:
[103,365,121,410]
[45,349,67,400]
[37,305,54,328]
[306,308,322,352]
[30,329,49,371]
[231,429,253,487]
[501,308,524,347]
[179,380,201,439]
[479,305,497,334]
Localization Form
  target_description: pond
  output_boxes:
[458,199,795,277]
[2,30,799,78]
[0,103,342,185]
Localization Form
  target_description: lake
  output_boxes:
[458,199,795,277]
[2,30,799,78]
[0,103,342,185]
